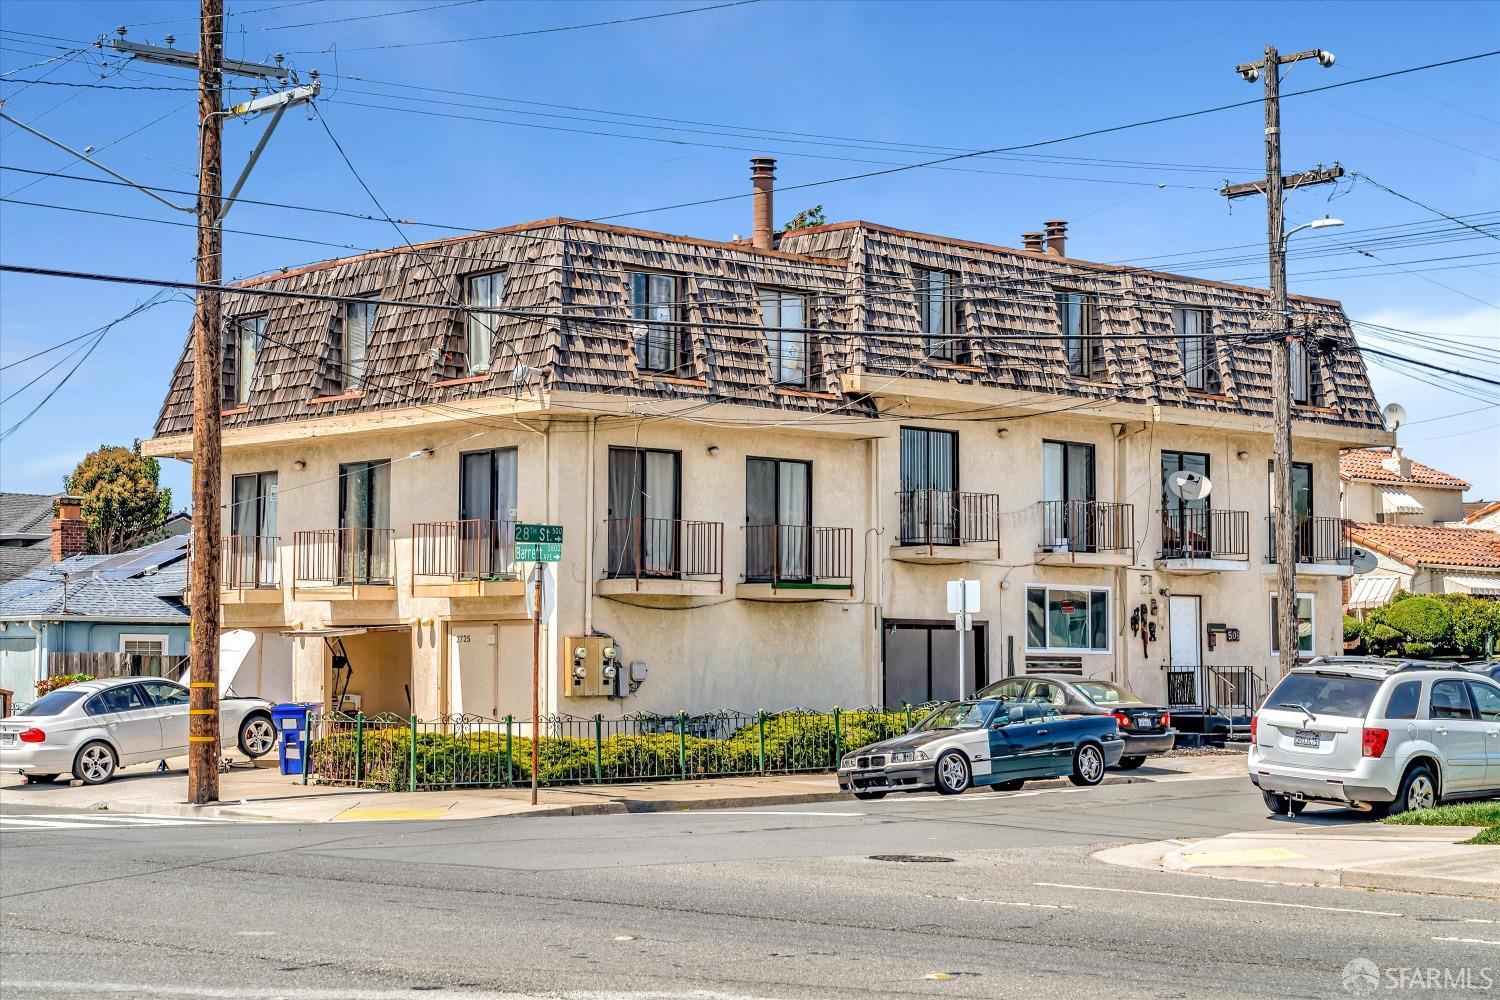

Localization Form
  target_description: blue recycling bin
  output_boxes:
[271,702,318,776]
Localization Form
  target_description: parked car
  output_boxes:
[1248,656,1500,817]
[837,698,1124,799]
[975,674,1176,769]
[0,677,277,785]
[1463,661,1500,683]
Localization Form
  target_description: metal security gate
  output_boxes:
[882,619,988,707]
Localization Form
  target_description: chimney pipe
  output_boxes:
[1044,219,1068,258]
[51,495,87,562]
[1021,232,1045,253]
[751,157,776,251]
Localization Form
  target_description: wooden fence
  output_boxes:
[48,652,189,681]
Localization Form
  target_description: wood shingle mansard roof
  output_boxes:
[153,217,1386,438]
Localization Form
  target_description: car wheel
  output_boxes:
[23,773,59,785]
[852,790,886,801]
[1385,764,1438,816]
[237,714,277,758]
[1068,743,1106,787]
[1116,756,1147,770]
[934,750,970,795]
[1261,789,1306,816]
[73,741,117,785]
[989,779,1025,791]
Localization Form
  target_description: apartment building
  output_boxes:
[143,159,1391,725]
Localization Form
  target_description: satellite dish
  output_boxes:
[1339,546,1379,575]
[1382,403,1407,432]
[1165,470,1213,502]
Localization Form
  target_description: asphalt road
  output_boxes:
[1,776,1495,1000]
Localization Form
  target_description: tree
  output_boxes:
[778,204,826,233]
[63,441,173,554]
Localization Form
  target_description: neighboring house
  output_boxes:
[0,492,60,584]
[0,502,190,700]
[1339,447,1469,526]
[143,157,1392,728]
[1344,521,1500,612]
[1462,500,1500,532]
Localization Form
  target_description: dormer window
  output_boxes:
[343,297,377,387]
[759,288,808,386]
[1055,289,1102,378]
[1290,338,1323,405]
[465,271,504,373]
[1174,307,1218,392]
[225,314,265,406]
[916,267,962,362]
[629,271,684,373]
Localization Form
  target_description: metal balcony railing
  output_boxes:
[1038,499,1134,553]
[1266,515,1349,565]
[1167,664,1270,719]
[222,534,279,589]
[897,490,999,546]
[744,524,854,588]
[413,519,518,582]
[1159,510,1249,560]
[605,517,723,589]
[293,527,395,587]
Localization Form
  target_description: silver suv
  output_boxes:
[1248,657,1500,816]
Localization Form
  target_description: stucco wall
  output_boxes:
[1342,479,1464,526]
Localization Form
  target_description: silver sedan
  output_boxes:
[0,677,277,784]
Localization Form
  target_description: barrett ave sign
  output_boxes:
[515,523,563,563]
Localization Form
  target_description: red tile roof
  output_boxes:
[1464,500,1499,523]
[1339,449,1469,490]
[1346,521,1500,569]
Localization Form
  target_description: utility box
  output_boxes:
[563,635,621,698]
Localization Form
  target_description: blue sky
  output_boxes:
[1,0,1497,506]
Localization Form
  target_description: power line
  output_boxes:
[1354,173,1500,243]
[256,0,482,32]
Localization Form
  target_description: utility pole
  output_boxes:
[106,12,318,804]
[1223,45,1340,672]
[188,0,225,805]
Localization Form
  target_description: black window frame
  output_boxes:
[464,270,506,374]
[1173,306,1218,393]
[629,270,686,374]
[915,267,963,363]
[1054,288,1104,379]
[758,287,811,387]
[224,314,266,407]
[341,295,379,389]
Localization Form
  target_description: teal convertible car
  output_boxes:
[837,698,1125,799]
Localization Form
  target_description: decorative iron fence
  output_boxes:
[744,524,854,587]
[1159,509,1249,560]
[413,519,518,582]
[1039,499,1134,553]
[897,490,999,546]
[304,705,932,791]
[293,527,395,587]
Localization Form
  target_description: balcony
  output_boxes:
[597,517,724,607]
[1265,516,1354,577]
[221,534,283,603]
[1036,500,1135,566]
[736,524,854,601]
[891,490,1001,564]
[292,528,397,600]
[1156,510,1250,574]
[411,519,524,598]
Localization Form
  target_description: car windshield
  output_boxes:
[916,701,997,731]
[16,690,86,717]
[1073,681,1144,706]
[1267,672,1382,718]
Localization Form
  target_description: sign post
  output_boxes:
[946,579,980,700]
[516,524,563,805]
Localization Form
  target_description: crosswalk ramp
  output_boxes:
[1,812,249,832]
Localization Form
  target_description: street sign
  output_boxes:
[515,523,563,563]
[946,579,980,615]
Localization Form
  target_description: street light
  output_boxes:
[1284,217,1344,247]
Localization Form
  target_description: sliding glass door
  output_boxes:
[746,458,811,582]
[607,448,681,578]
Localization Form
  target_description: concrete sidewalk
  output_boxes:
[1098,823,1500,901]
[0,751,1246,823]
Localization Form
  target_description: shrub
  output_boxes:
[35,672,93,696]
[1378,597,1452,647]
[1441,594,1500,658]
[1367,623,1402,655]
[1402,641,1436,658]
[1342,615,1365,644]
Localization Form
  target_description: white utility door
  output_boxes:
[1168,595,1202,709]
[449,624,500,720]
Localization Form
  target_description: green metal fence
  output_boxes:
[304,705,929,791]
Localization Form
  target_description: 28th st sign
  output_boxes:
[515,523,563,563]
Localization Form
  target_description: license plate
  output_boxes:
[0,734,14,747]
[1293,730,1320,748]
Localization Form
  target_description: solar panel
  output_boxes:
[92,534,190,580]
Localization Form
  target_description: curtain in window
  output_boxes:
[345,301,376,384]
[760,290,808,386]
[631,273,679,372]
[466,272,503,372]
[899,427,958,544]
[1174,308,1212,390]
[231,316,264,405]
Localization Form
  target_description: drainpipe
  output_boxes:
[1111,421,1145,686]
[584,416,598,637]
[866,436,883,706]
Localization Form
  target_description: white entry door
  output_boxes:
[1168,595,1202,709]
[448,624,500,720]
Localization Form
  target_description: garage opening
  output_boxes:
[282,626,412,716]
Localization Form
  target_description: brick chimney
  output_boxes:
[1021,232,1045,253]
[51,495,87,562]
[750,157,776,251]
[1044,219,1068,257]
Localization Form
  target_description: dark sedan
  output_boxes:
[1464,661,1500,682]
[974,674,1176,769]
